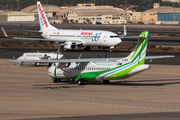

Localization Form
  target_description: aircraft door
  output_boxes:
[104,35,106,42]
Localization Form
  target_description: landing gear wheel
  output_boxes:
[20,63,23,66]
[53,79,61,83]
[77,79,85,85]
[84,47,90,51]
[103,80,109,84]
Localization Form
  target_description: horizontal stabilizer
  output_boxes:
[145,55,175,59]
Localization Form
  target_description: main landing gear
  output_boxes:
[103,80,110,84]
[53,79,61,83]
[77,79,85,85]
[84,47,90,51]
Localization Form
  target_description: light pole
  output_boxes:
[124,1,127,24]
[174,1,175,21]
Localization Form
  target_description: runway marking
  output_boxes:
[49,93,179,104]
[3,92,178,104]
[1,95,179,112]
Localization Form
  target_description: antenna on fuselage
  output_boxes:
[13,55,15,60]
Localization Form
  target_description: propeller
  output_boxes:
[54,64,56,77]
[97,51,108,58]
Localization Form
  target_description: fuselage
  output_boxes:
[17,52,63,61]
[42,29,121,47]
[48,61,150,82]
[48,62,116,80]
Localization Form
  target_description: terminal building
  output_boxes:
[142,3,180,24]
[0,11,35,22]
[1,2,180,24]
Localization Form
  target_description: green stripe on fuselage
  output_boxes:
[75,63,130,82]
[107,63,141,80]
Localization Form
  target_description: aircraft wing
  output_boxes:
[1,27,82,44]
[145,55,175,59]
[9,55,174,63]
[12,36,67,42]
[12,29,41,33]
[9,58,122,63]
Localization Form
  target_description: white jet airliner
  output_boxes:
[1,1,127,51]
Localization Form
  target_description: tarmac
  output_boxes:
[0,57,180,120]
[0,23,180,119]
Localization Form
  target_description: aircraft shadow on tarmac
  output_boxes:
[20,112,180,120]
[84,79,180,86]
[33,81,78,89]
[32,79,180,89]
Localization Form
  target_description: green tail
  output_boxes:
[126,31,149,64]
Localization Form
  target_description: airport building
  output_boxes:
[0,11,35,22]
[1,2,180,24]
[162,0,180,3]
[66,8,126,24]
[56,3,131,24]
[142,3,180,24]
[0,4,61,22]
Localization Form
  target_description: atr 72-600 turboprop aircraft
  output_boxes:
[10,31,174,84]
[1,1,127,51]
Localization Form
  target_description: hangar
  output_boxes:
[0,11,35,22]
[143,6,180,24]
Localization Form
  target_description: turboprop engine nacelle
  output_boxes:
[64,42,77,50]
[56,62,71,68]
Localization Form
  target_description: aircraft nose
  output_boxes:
[48,66,54,76]
[17,56,23,60]
[116,38,122,44]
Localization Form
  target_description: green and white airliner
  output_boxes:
[10,31,174,85]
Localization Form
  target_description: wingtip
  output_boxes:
[1,27,8,37]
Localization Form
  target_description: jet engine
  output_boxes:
[64,42,77,50]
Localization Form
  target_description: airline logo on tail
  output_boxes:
[38,4,48,28]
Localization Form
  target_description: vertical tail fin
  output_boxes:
[126,31,149,64]
[37,1,57,31]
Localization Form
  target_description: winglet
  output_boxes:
[1,27,8,37]
[119,25,127,37]
[124,25,127,36]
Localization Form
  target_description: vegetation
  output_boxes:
[0,0,178,12]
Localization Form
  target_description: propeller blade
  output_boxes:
[54,67,56,77]
[54,64,56,77]
[56,52,58,59]
[97,54,101,58]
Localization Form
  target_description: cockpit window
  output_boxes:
[110,36,119,38]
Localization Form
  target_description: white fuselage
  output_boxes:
[42,29,121,47]
[48,62,120,79]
